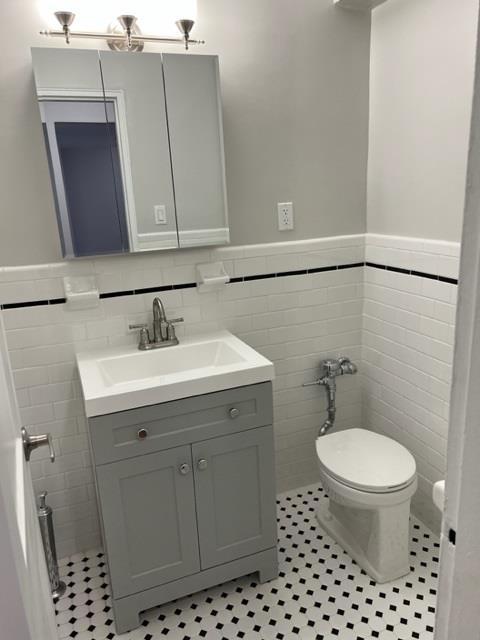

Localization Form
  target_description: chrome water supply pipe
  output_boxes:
[37,491,66,599]
[303,356,358,436]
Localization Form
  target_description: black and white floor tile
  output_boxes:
[56,483,438,640]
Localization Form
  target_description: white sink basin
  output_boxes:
[77,331,274,417]
[99,340,246,386]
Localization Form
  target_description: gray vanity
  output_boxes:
[78,332,278,633]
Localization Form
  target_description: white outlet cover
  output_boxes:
[277,202,294,231]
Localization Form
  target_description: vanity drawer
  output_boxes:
[88,382,273,465]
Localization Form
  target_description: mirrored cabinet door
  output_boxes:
[32,48,131,258]
[163,54,229,248]
[31,48,229,258]
[98,52,178,252]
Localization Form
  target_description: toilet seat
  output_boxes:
[316,428,416,494]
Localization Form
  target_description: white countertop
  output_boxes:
[77,330,275,417]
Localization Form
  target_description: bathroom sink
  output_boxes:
[98,340,246,386]
[76,330,274,417]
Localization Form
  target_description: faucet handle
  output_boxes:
[166,317,183,342]
[302,379,322,387]
[129,324,151,350]
[338,355,357,374]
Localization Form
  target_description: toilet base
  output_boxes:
[316,498,411,584]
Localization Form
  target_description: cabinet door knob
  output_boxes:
[229,407,240,419]
[179,463,190,475]
[197,458,208,471]
[137,428,149,441]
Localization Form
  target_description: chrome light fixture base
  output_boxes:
[54,11,75,44]
[176,19,195,50]
[107,15,144,52]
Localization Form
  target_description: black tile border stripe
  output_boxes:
[365,262,458,285]
[2,298,67,310]
[0,261,458,310]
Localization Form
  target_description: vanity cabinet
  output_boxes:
[88,382,278,634]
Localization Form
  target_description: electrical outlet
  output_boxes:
[277,202,294,231]
[154,205,167,225]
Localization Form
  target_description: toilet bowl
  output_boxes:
[315,428,417,583]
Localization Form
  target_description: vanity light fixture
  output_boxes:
[40,12,204,51]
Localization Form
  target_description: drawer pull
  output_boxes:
[179,463,190,475]
[229,407,240,419]
[197,458,208,471]
[137,428,149,441]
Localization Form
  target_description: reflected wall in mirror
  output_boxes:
[31,48,229,258]
[40,99,130,257]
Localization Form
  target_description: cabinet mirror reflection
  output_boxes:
[31,48,229,258]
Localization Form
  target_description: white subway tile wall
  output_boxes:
[365,233,460,279]
[1,236,364,558]
[362,234,459,533]
[0,233,459,555]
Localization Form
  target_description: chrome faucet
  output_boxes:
[303,356,358,436]
[153,296,168,342]
[129,296,184,350]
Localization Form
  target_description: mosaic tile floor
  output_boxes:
[56,483,439,640]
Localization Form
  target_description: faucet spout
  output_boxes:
[130,296,184,350]
[153,297,167,342]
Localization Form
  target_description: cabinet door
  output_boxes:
[193,426,277,570]
[31,48,129,258]
[99,52,179,252]
[162,54,229,248]
[96,446,200,598]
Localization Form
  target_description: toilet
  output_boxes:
[315,428,417,583]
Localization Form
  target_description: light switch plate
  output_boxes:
[278,202,294,231]
[154,205,167,225]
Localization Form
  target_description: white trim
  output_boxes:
[178,227,230,248]
[334,0,387,10]
[213,56,229,242]
[104,90,137,254]
[135,231,179,251]
[435,6,480,635]
[37,88,138,254]
[365,233,461,256]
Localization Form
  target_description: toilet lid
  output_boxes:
[316,428,416,493]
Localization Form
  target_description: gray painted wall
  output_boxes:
[367,0,478,242]
[0,0,370,266]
